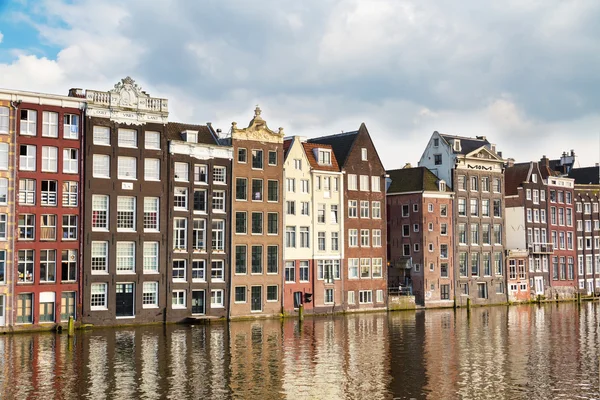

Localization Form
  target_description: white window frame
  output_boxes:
[90,283,108,310]
[92,195,109,231]
[118,156,137,180]
[118,128,137,148]
[116,196,136,232]
[144,158,160,181]
[143,242,159,273]
[63,114,79,139]
[20,109,37,135]
[116,242,135,274]
[93,126,110,145]
[63,148,78,173]
[144,131,160,150]
[41,146,58,172]
[93,154,110,178]
[142,282,159,308]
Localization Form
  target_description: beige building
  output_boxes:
[0,99,14,329]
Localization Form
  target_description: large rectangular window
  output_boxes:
[143,242,159,273]
[267,246,278,274]
[42,111,58,137]
[18,179,35,205]
[142,282,159,308]
[61,249,77,282]
[19,144,36,171]
[40,214,57,240]
[235,246,247,274]
[144,158,160,181]
[62,181,77,206]
[117,196,136,231]
[236,178,247,200]
[42,146,58,172]
[90,283,108,310]
[174,218,187,250]
[93,126,110,145]
[251,245,263,274]
[118,156,137,180]
[62,215,77,240]
[211,260,224,282]
[118,129,137,148]
[143,197,159,231]
[267,213,278,235]
[40,249,56,282]
[212,220,225,251]
[17,293,33,323]
[63,149,78,173]
[192,260,206,281]
[18,214,35,240]
[116,242,135,273]
[18,250,34,283]
[20,110,37,135]
[91,242,108,273]
[92,195,109,230]
[63,114,79,139]
[193,219,206,252]
[93,154,110,178]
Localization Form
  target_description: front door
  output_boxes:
[116,283,135,317]
[191,290,205,315]
[0,295,4,326]
[251,286,262,312]
[534,277,544,295]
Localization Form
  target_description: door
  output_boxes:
[0,295,4,326]
[534,277,544,295]
[251,286,262,312]
[116,283,135,317]
[191,290,205,315]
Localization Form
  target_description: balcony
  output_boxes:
[528,243,554,254]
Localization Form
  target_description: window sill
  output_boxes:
[172,306,187,310]
[90,308,108,311]
[192,279,207,283]
[211,304,225,308]
[92,176,111,179]
[116,316,136,319]
[142,306,159,309]
[144,271,160,275]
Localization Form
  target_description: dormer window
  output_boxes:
[439,180,446,192]
[318,150,332,165]
[182,130,198,143]
[453,139,461,152]
[361,148,367,161]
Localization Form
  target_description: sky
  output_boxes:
[0,0,599,170]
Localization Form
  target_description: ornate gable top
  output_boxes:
[85,76,169,125]
[231,105,285,144]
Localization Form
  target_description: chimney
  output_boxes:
[403,163,412,169]
[540,155,550,168]
[506,158,515,168]
[497,151,503,158]
[68,88,85,98]
[476,135,487,141]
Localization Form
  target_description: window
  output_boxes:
[493,200,501,217]
[294,159,302,170]
[318,150,332,165]
[90,283,108,310]
[19,144,36,171]
[43,113,59,137]
[172,290,186,308]
[267,213,278,235]
[348,200,357,217]
[300,227,310,248]
[329,205,338,224]
[402,225,410,237]
[212,190,225,212]
[41,146,58,173]
[266,285,278,302]
[39,180,57,206]
[359,290,372,304]
[470,199,478,216]
[174,162,189,181]
[493,178,501,193]
[192,260,206,282]
[39,250,56,282]
[193,189,206,213]
[318,204,326,223]
[318,232,326,251]
[92,154,110,178]
[91,242,108,273]
[61,249,77,282]
[143,242,159,273]
[117,197,136,231]
[172,260,187,282]
[359,201,369,219]
[301,179,309,193]
[235,246,247,274]
[63,114,79,139]
[349,229,358,247]
[234,287,246,303]
[118,129,137,147]
[372,258,383,278]
[194,165,208,184]
[59,181,77,207]
[62,215,77,240]
[434,154,442,165]
[235,212,247,234]
[20,109,37,135]
[0,107,8,134]
[236,178,247,200]
[118,156,137,179]
[458,198,466,216]
[286,201,295,215]
[361,148,367,161]
[116,242,135,273]
[144,158,160,181]
[252,179,264,201]
[360,175,369,191]
[494,225,502,244]
[471,224,479,245]
[331,232,339,251]
[0,214,6,239]
[142,282,159,308]
[0,143,7,170]
[18,214,35,240]
[268,150,277,166]
[252,149,263,169]
[174,188,188,210]
[251,245,263,274]
[211,220,225,251]
[252,212,263,234]
[143,197,159,231]
[348,174,357,190]
[173,218,187,250]
[324,289,334,304]
[371,176,381,192]
[286,178,295,193]
[238,148,247,163]
[285,261,296,282]
[210,166,226,185]
[211,260,224,282]
[360,258,371,278]
[286,226,296,248]
[17,250,34,283]
[92,195,109,230]
[210,289,224,307]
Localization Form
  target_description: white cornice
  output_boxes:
[0,90,86,109]
[169,140,233,160]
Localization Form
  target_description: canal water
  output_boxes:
[0,303,599,399]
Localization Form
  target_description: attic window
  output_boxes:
[433,138,439,147]
[439,180,446,192]
[361,148,367,161]
[532,174,537,183]
[453,139,461,152]
[318,150,332,165]
[183,130,197,143]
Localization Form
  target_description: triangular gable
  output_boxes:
[464,145,503,162]
[348,123,386,171]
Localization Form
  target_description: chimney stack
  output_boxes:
[506,158,515,168]
[68,88,85,98]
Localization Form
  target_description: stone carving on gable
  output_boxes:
[85,76,169,125]
[231,106,285,144]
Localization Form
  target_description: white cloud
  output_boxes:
[0,0,599,169]
[0,32,3,44]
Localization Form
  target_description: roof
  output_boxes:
[307,131,359,167]
[504,162,531,196]
[283,138,293,158]
[569,166,600,185]
[386,166,447,193]
[165,122,217,145]
[301,142,340,172]
[439,133,490,155]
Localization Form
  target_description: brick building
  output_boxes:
[419,132,506,305]
[228,107,285,318]
[386,166,454,307]
[308,123,387,311]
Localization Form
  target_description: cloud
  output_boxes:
[0,32,3,44]
[0,0,599,169]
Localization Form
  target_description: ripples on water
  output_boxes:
[0,303,599,399]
